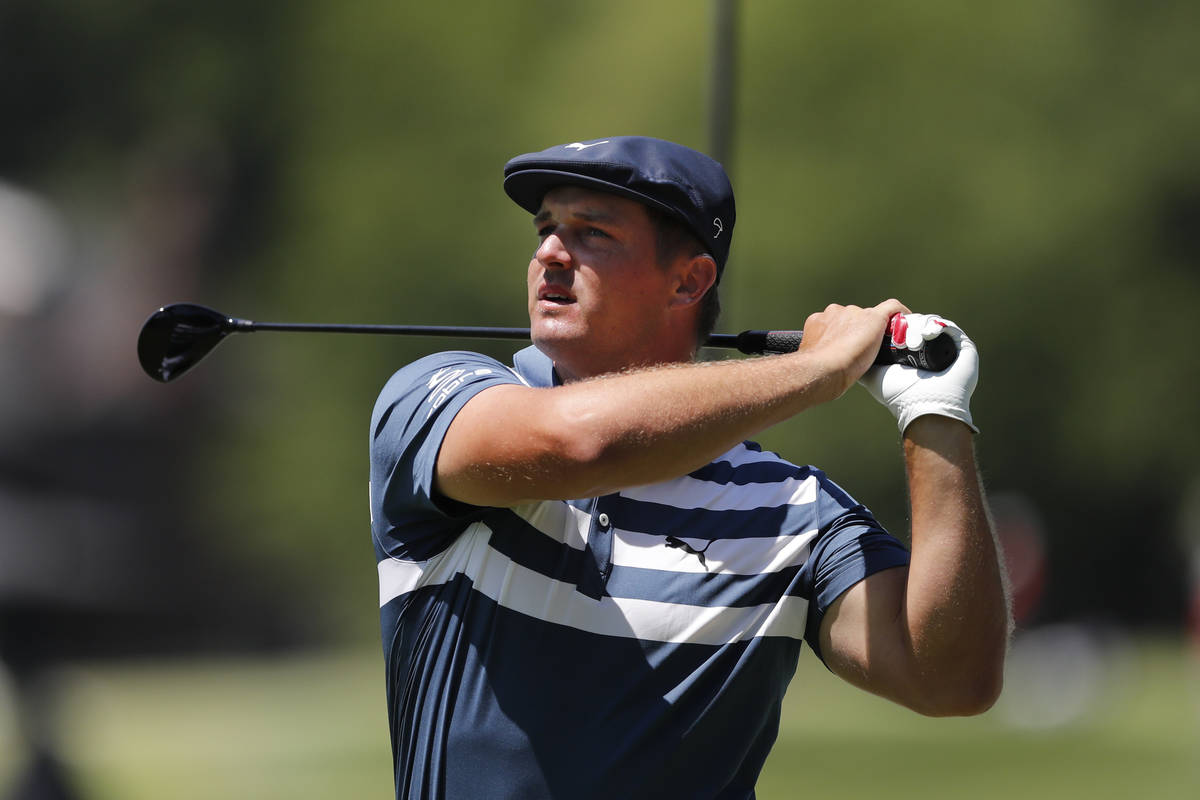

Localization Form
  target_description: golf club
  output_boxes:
[137,303,958,383]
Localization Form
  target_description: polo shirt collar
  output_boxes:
[512,345,561,388]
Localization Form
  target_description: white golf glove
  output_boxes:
[858,313,980,434]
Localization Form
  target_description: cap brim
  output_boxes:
[503,169,686,224]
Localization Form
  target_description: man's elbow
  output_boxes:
[927,669,1004,717]
[909,654,1006,717]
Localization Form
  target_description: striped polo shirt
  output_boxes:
[370,346,910,800]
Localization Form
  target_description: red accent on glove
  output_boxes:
[889,313,908,347]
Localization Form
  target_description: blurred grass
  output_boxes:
[759,635,1199,799]
[1,638,1196,799]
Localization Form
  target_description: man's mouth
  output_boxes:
[537,287,575,305]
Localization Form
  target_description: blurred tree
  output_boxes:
[3,0,1197,652]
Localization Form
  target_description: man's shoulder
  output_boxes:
[379,349,516,389]
[373,349,518,411]
[373,344,558,404]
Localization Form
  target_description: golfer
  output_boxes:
[369,136,1009,799]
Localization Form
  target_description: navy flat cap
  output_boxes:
[503,136,736,276]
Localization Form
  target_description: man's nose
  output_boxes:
[535,232,572,269]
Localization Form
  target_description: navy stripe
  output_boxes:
[376,513,479,562]
[605,562,806,608]
[689,456,812,485]
[605,494,827,541]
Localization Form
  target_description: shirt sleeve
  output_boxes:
[799,474,911,665]
[369,350,526,561]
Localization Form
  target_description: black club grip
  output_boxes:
[732,328,958,371]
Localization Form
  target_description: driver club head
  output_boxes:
[137,303,235,382]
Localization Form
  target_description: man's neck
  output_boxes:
[549,350,699,384]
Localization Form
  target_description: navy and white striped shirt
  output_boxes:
[370,346,910,800]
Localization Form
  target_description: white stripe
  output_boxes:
[610,527,818,575]
[378,521,496,606]
[378,556,424,606]
[714,443,792,469]
[619,472,818,512]
[510,500,591,548]
[377,523,810,644]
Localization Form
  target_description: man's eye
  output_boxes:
[536,225,555,238]
[586,227,609,238]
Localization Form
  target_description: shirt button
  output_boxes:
[597,513,610,528]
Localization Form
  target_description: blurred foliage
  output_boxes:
[3,0,1199,642]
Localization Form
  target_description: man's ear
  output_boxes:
[670,254,718,308]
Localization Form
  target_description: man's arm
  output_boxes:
[435,301,907,508]
[818,416,1011,716]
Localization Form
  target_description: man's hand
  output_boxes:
[796,299,910,401]
[858,314,979,434]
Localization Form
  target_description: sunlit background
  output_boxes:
[2,1,1198,797]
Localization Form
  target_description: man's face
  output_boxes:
[527,186,680,380]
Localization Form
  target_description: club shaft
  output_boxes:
[240,320,786,354]
[245,320,534,340]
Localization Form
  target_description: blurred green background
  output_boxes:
[1,0,1198,797]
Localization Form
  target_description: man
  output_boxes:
[369,136,1009,799]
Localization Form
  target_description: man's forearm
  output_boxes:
[566,349,864,487]
[439,350,847,506]
[901,416,1011,712]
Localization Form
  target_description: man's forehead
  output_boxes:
[533,185,647,223]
